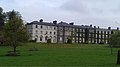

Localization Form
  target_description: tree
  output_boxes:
[0,7,5,28]
[0,7,5,45]
[4,10,29,55]
[109,31,120,48]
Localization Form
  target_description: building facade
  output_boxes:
[26,19,119,44]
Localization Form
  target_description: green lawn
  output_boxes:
[0,43,120,67]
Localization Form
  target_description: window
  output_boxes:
[50,26,52,30]
[30,30,32,33]
[40,35,43,41]
[45,36,48,41]
[35,35,38,41]
[36,25,38,28]
[41,26,43,29]
[46,31,48,34]
[36,30,38,34]
[50,32,52,35]
[46,26,48,29]
[41,31,43,34]
[54,32,56,35]
[54,27,56,30]
[50,36,52,39]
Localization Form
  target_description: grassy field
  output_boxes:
[0,43,120,67]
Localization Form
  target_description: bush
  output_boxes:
[29,40,36,42]
[99,41,104,44]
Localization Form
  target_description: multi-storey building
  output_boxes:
[27,19,57,43]
[26,19,119,44]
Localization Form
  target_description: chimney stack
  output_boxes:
[69,22,74,25]
[94,26,96,28]
[40,19,43,22]
[117,27,119,30]
[53,20,57,24]
[90,24,92,27]
[98,26,100,29]
[108,27,111,30]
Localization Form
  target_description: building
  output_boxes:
[27,19,57,43]
[26,19,119,44]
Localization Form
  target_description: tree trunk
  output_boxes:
[117,50,120,64]
[13,45,16,53]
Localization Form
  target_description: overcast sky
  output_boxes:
[1,0,120,29]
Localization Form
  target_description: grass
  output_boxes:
[0,43,120,67]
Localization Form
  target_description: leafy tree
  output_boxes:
[110,31,120,48]
[4,10,29,55]
[0,7,5,45]
[0,7,5,28]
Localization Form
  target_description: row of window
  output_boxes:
[35,25,56,30]
[35,30,56,35]
[35,35,56,41]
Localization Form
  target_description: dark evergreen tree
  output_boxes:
[0,7,5,28]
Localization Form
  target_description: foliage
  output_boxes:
[110,31,120,47]
[0,7,5,27]
[0,7,6,45]
[4,10,29,55]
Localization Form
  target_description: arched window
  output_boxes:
[50,36,52,39]
[54,36,56,39]
[53,36,57,43]
[40,35,43,41]
[45,36,48,41]
[34,35,38,41]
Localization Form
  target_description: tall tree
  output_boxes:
[0,7,5,28]
[0,7,5,45]
[4,10,28,55]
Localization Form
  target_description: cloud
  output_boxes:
[1,0,120,28]
[60,0,88,13]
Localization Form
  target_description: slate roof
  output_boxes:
[27,21,114,31]
[27,21,56,26]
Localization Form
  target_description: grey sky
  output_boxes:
[0,0,120,28]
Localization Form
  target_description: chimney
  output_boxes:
[53,20,57,24]
[94,26,96,28]
[69,22,74,25]
[98,26,100,29]
[90,24,92,27]
[117,27,119,30]
[108,27,111,30]
[40,19,43,22]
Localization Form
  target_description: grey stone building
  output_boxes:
[26,19,119,44]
